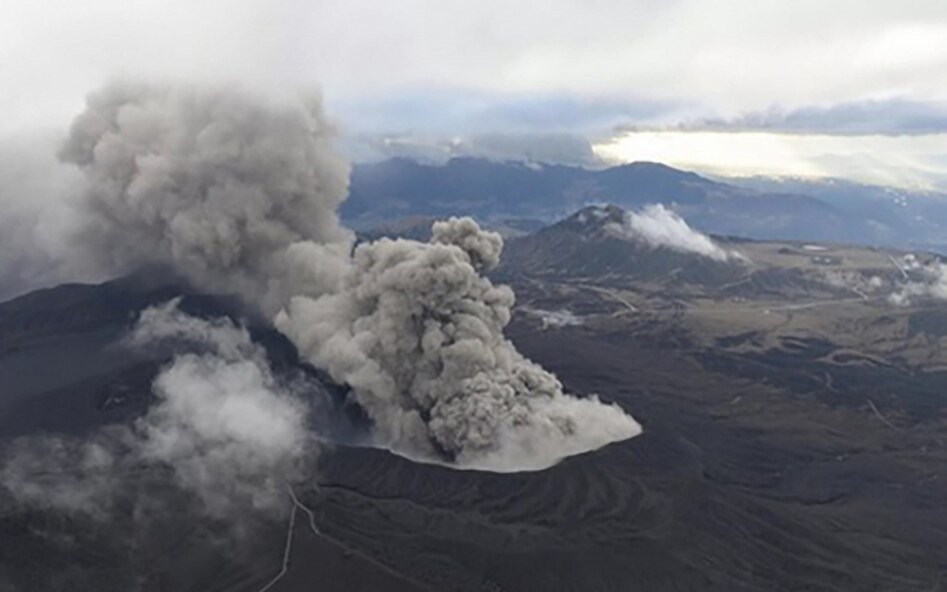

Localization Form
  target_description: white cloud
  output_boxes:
[3,1,947,130]
[594,131,947,190]
[1,300,316,519]
[519,306,584,329]
[2,1,947,182]
[609,204,734,261]
[890,259,947,305]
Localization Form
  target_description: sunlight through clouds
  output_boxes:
[594,131,947,189]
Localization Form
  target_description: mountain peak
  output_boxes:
[568,204,628,231]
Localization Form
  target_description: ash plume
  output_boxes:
[9,80,641,474]
[277,217,640,469]
[0,134,87,300]
[59,81,354,315]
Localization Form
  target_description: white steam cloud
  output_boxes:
[1,430,130,517]
[519,306,585,330]
[130,299,313,515]
[36,80,641,472]
[609,204,734,261]
[890,257,947,305]
[821,270,885,299]
[3,299,315,518]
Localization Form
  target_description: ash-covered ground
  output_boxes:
[3,221,947,591]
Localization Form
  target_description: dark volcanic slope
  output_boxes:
[0,273,183,437]
[0,275,395,592]
[0,272,264,438]
[306,322,947,592]
[3,274,947,591]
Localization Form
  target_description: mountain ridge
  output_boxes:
[345,157,947,252]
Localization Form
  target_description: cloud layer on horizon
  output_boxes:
[650,99,947,137]
[3,0,947,182]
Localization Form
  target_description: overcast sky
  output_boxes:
[3,0,947,186]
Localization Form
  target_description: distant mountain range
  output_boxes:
[719,175,947,254]
[346,157,947,253]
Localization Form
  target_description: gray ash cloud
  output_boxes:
[4,81,641,490]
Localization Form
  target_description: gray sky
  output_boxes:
[3,0,947,185]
